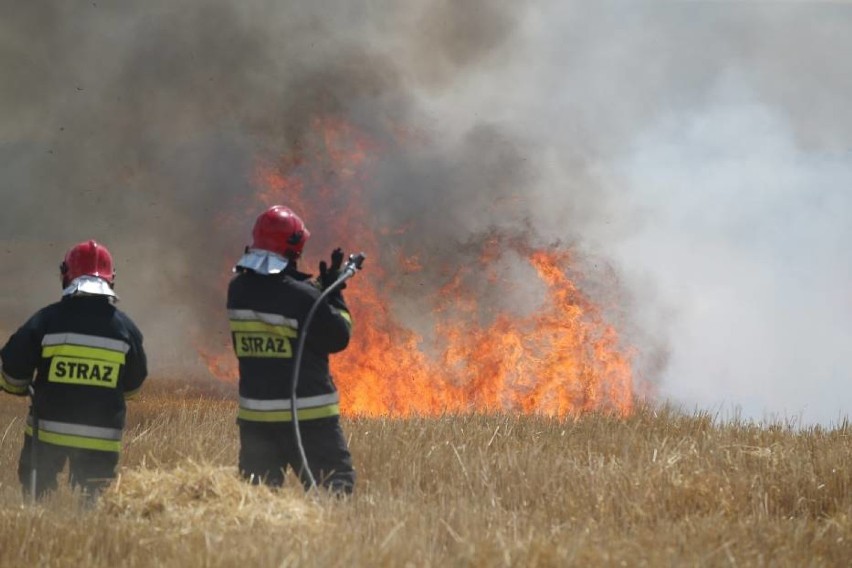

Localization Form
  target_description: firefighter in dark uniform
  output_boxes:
[0,240,147,500]
[228,205,355,494]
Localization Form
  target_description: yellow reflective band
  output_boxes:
[229,320,298,337]
[0,373,28,394]
[337,309,353,327]
[239,392,339,411]
[237,403,340,422]
[42,344,126,364]
[46,356,120,388]
[124,387,142,400]
[25,427,121,452]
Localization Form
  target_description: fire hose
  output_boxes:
[290,252,365,490]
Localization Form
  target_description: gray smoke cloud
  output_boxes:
[1,1,849,424]
[0,0,537,371]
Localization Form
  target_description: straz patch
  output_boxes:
[234,332,295,358]
[229,316,299,359]
[48,356,120,388]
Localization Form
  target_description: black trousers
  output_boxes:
[238,417,355,494]
[18,435,119,500]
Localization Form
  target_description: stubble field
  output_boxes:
[0,379,849,567]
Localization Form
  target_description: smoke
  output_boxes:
[0,0,532,368]
[1,1,850,423]
[606,87,852,420]
[512,1,852,425]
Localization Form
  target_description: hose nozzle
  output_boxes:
[343,252,366,278]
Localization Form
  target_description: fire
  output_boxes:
[199,116,634,417]
[333,244,633,417]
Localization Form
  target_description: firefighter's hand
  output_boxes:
[319,248,346,290]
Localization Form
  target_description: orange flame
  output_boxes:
[198,116,634,417]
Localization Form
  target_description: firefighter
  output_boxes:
[228,205,355,494]
[0,240,147,501]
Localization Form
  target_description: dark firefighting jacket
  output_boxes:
[0,296,147,452]
[227,266,352,423]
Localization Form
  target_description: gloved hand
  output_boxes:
[318,248,346,290]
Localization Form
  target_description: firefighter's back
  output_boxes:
[0,239,147,500]
[35,296,144,429]
[2,295,147,445]
[227,206,356,494]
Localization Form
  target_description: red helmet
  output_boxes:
[61,240,115,288]
[251,205,310,259]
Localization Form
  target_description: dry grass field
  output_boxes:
[0,378,849,567]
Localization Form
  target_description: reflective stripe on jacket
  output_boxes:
[41,332,129,389]
[238,392,341,422]
[26,416,122,452]
[0,366,29,395]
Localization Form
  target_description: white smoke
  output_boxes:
[408,2,852,424]
[608,82,852,425]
